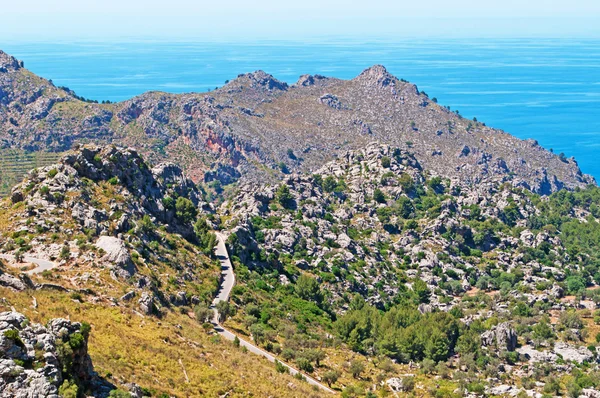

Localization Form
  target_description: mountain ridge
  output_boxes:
[0,50,594,197]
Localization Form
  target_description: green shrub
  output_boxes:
[80,322,91,338]
[296,357,313,373]
[275,184,294,209]
[349,360,365,378]
[47,169,58,178]
[68,332,85,350]
[467,382,486,394]
[175,197,198,223]
[3,329,24,347]
[194,304,213,323]
[70,292,82,302]
[60,245,71,260]
[108,390,131,398]
[3,329,19,340]
[323,369,340,387]
[137,215,155,234]
[381,156,391,168]
[373,188,386,203]
[275,360,288,374]
[402,376,416,392]
[58,379,78,398]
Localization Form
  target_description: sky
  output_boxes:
[2,0,600,41]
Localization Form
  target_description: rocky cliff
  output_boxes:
[0,50,594,195]
[0,311,118,397]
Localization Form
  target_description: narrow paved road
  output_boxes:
[211,232,236,315]
[210,232,335,394]
[0,253,57,274]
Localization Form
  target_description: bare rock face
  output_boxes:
[552,342,595,363]
[0,311,114,397]
[386,376,415,393]
[481,322,517,352]
[0,271,30,291]
[581,389,600,398]
[236,70,289,92]
[319,94,345,110]
[95,236,135,278]
[294,74,329,87]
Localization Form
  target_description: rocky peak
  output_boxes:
[294,74,329,87]
[355,64,396,88]
[0,50,23,73]
[9,144,206,242]
[230,70,288,92]
[61,144,201,206]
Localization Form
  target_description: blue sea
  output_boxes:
[3,39,599,180]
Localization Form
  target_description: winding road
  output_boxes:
[0,253,57,274]
[210,232,335,394]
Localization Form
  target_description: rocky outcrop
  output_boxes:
[8,143,206,241]
[386,376,415,393]
[95,236,135,279]
[319,94,346,110]
[481,322,517,351]
[0,311,115,397]
[517,342,595,364]
[138,292,155,315]
[0,144,213,300]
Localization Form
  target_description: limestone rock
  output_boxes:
[481,322,517,351]
[95,236,134,278]
[0,311,116,397]
[138,292,155,315]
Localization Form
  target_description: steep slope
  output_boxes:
[0,50,594,195]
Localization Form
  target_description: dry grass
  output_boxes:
[0,288,325,397]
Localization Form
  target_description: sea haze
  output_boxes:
[3,38,599,180]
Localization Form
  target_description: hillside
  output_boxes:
[0,145,323,397]
[0,50,594,197]
[219,143,600,396]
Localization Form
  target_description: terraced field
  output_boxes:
[0,150,62,197]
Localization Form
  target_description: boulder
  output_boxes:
[169,291,188,307]
[481,322,517,351]
[95,236,135,278]
[581,389,600,398]
[120,291,136,302]
[138,292,155,315]
[553,342,594,363]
